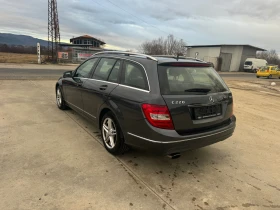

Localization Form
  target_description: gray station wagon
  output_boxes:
[55,51,236,158]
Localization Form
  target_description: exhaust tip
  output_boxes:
[167,153,181,159]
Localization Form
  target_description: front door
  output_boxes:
[271,66,278,78]
[220,53,232,72]
[82,58,121,121]
[62,58,99,111]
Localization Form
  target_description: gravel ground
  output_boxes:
[0,80,280,210]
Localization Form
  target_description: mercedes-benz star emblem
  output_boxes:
[209,96,215,103]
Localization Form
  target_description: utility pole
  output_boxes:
[48,0,60,62]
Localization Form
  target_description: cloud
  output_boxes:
[0,0,280,52]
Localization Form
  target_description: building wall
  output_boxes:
[187,47,221,60]
[240,46,258,71]
[186,45,260,71]
[220,46,243,72]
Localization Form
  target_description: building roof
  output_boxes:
[70,35,106,45]
[185,44,266,51]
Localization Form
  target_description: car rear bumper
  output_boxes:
[125,116,236,155]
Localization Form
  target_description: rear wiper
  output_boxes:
[184,88,211,93]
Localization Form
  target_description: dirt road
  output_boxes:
[0,80,280,210]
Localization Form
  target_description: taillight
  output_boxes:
[141,104,174,130]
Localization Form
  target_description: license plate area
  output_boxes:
[191,104,222,120]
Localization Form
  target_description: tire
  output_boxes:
[267,75,272,79]
[256,76,259,78]
[101,112,128,155]
[56,86,67,110]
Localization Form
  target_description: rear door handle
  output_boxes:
[99,85,108,90]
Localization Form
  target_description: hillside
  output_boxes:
[0,33,49,47]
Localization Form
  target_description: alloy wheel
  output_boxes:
[102,118,117,149]
[56,88,62,107]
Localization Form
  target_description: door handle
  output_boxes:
[99,85,108,90]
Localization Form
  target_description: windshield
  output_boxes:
[260,66,269,71]
[245,61,252,65]
[157,66,229,95]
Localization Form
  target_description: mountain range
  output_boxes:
[0,33,49,47]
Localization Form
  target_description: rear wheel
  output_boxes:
[56,86,67,110]
[256,76,259,78]
[267,75,272,79]
[101,112,128,155]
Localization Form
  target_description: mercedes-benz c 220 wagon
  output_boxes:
[55,51,236,156]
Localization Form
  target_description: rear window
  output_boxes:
[157,65,228,95]
[245,61,252,65]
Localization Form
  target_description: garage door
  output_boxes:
[220,53,232,72]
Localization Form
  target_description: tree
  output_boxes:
[257,49,280,65]
[139,34,187,56]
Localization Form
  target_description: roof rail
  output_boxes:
[152,55,204,62]
[93,51,157,61]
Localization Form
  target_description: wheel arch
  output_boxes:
[55,80,64,95]
[99,108,111,130]
[55,82,59,92]
[98,106,125,139]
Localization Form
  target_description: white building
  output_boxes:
[186,45,266,72]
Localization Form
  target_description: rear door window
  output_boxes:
[121,61,149,90]
[158,65,228,95]
[92,58,117,81]
[108,60,121,83]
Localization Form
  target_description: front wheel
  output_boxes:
[101,112,128,155]
[267,75,272,79]
[56,86,67,110]
[256,76,259,78]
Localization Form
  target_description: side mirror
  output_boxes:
[63,71,73,78]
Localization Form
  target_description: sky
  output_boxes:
[0,0,280,52]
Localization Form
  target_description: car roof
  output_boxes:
[152,56,206,64]
[92,51,207,64]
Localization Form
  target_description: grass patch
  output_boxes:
[0,52,40,64]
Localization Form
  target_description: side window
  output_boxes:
[74,58,98,78]
[122,61,149,90]
[92,58,117,81]
[108,60,121,83]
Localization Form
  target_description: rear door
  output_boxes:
[82,58,121,121]
[157,63,233,134]
[62,58,98,110]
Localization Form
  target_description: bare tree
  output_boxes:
[139,34,187,56]
[257,49,280,65]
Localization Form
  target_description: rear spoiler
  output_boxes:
[158,62,211,67]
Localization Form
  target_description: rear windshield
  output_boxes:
[245,61,252,65]
[157,66,229,95]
